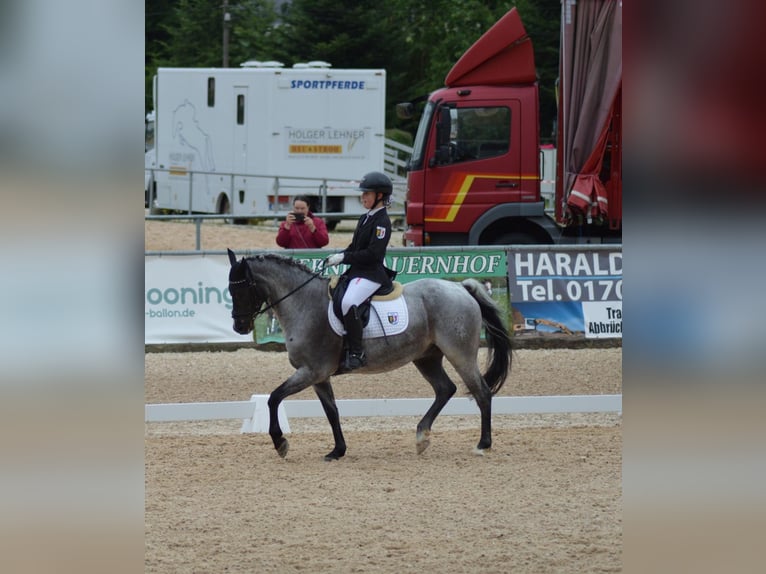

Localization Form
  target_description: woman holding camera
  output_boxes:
[275,195,330,249]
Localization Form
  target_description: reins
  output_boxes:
[235,260,327,320]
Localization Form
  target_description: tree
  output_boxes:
[145,0,177,114]
[276,0,388,68]
[163,0,222,67]
[227,0,282,66]
[145,1,282,114]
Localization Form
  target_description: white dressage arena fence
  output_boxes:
[145,394,622,434]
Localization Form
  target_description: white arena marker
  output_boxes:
[240,394,290,434]
[145,395,621,424]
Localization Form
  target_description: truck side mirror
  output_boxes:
[396,102,414,120]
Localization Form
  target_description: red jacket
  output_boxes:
[275,212,329,249]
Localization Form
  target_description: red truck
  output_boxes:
[399,1,621,246]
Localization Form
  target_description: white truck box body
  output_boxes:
[152,66,386,217]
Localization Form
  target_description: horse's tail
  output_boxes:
[462,279,513,395]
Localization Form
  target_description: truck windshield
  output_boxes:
[409,101,434,171]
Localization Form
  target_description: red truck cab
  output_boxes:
[403,85,558,246]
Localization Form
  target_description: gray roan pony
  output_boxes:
[227,249,513,460]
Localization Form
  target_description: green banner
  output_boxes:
[254,249,509,344]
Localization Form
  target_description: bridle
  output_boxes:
[228,277,263,324]
[229,260,327,323]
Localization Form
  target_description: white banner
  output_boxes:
[582,301,623,339]
[145,254,252,344]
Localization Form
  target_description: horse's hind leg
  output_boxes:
[313,381,347,461]
[453,362,493,454]
[412,352,457,455]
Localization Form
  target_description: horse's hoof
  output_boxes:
[276,439,289,458]
[323,448,345,461]
[472,446,490,456]
[416,429,431,455]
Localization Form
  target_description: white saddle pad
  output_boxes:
[328,297,409,339]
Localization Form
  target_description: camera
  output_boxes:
[291,212,305,222]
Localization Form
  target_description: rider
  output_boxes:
[325,171,394,371]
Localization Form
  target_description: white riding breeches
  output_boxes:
[341,277,381,316]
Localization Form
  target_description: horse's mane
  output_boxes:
[245,252,318,276]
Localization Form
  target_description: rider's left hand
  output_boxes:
[326,253,345,267]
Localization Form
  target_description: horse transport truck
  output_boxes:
[145,62,386,227]
[398,0,622,246]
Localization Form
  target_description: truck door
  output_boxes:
[233,86,248,174]
[423,100,522,233]
[231,86,249,215]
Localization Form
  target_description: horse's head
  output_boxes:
[227,249,266,335]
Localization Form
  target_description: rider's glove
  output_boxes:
[326,253,345,267]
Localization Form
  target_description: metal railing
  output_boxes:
[145,211,406,252]
[383,138,413,181]
[146,137,412,218]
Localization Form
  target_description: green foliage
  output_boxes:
[228,1,283,65]
[165,0,222,66]
[276,0,386,68]
[145,0,562,140]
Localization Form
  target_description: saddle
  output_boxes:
[328,272,402,327]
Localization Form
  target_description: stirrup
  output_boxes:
[344,351,367,370]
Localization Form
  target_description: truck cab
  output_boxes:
[403,84,559,246]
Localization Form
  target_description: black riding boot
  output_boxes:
[342,305,367,371]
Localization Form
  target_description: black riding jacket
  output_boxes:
[341,207,392,286]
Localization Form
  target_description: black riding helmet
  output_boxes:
[357,171,393,204]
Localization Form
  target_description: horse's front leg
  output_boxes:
[268,367,329,458]
[267,389,290,458]
[313,381,346,461]
[267,370,317,458]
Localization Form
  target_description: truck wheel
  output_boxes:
[490,232,538,245]
[218,196,232,223]
[147,184,162,214]
[219,195,248,224]
[148,193,164,215]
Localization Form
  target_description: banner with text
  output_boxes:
[507,248,622,339]
[145,254,253,344]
